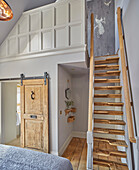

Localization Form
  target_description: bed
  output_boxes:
[0,144,73,170]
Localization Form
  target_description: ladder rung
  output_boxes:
[94,94,121,98]
[94,102,124,106]
[94,79,120,83]
[94,86,122,90]
[94,119,126,125]
[94,110,123,115]
[94,137,128,147]
[94,128,125,136]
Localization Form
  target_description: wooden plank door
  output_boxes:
[20,79,49,153]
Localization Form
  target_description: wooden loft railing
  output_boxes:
[87,13,94,170]
[88,13,94,132]
[117,7,136,143]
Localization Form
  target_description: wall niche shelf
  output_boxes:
[67,116,75,123]
[65,107,76,115]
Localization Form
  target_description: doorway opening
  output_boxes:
[0,81,21,147]
[58,62,89,168]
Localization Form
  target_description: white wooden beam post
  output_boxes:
[136,137,139,170]
[87,131,93,170]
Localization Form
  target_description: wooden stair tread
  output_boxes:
[107,71,120,73]
[95,57,119,64]
[94,102,124,106]
[93,158,128,170]
[93,148,127,158]
[94,119,126,125]
[94,110,123,115]
[94,86,122,90]
[94,128,125,135]
[94,79,120,83]
[95,54,118,58]
[94,94,121,98]
[95,71,120,77]
[95,65,119,70]
[94,137,128,147]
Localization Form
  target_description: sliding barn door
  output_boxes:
[20,79,49,153]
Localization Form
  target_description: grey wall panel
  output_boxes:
[87,0,115,56]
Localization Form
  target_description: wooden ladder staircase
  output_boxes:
[93,54,128,170]
[87,9,136,170]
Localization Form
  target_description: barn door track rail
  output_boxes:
[0,72,49,86]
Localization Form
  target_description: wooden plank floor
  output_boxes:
[62,137,87,170]
[6,137,20,147]
[62,137,125,170]
[6,137,125,170]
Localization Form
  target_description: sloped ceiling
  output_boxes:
[0,0,56,45]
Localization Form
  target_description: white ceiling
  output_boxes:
[60,62,89,76]
[0,0,56,45]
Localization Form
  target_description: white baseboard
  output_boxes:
[58,131,87,156]
[72,131,87,138]
[59,133,73,156]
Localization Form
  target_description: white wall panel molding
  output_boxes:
[18,15,29,35]
[0,0,86,62]
[0,45,86,63]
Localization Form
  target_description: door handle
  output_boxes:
[31,91,35,100]
[30,115,37,119]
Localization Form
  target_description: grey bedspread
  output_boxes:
[0,144,73,170]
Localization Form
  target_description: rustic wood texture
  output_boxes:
[94,137,128,147]
[94,94,121,98]
[94,128,125,136]
[94,110,123,115]
[20,79,49,153]
[62,138,87,170]
[94,79,120,83]
[94,86,122,90]
[117,7,136,143]
[94,71,121,77]
[25,120,43,150]
[6,137,20,147]
[88,13,94,131]
[95,65,119,70]
[94,119,125,125]
[25,85,43,114]
[93,158,128,170]
[95,54,118,58]
[94,102,124,106]
[93,148,127,158]
[95,57,119,65]
[62,138,127,170]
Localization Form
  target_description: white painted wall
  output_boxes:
[1,82,17,144]
[115,0,139,169]
[72,74,89,132]
[0,0,86,63]
[0,83,1,143]
[0,51,86,154]
[58,64,88,155]
[0,0,87,155]
[58,66,73,150]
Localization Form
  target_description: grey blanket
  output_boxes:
[0,145,73,170]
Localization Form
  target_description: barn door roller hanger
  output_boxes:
[20,72,49,86]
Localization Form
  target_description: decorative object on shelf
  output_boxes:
[67,116,75,123]
[65,100,74,109]
[65,80,71,100]
[64,79,76,121]
[0,0,13,21]
[65,107,76,116]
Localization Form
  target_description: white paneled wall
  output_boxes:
[0,0,86,62]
